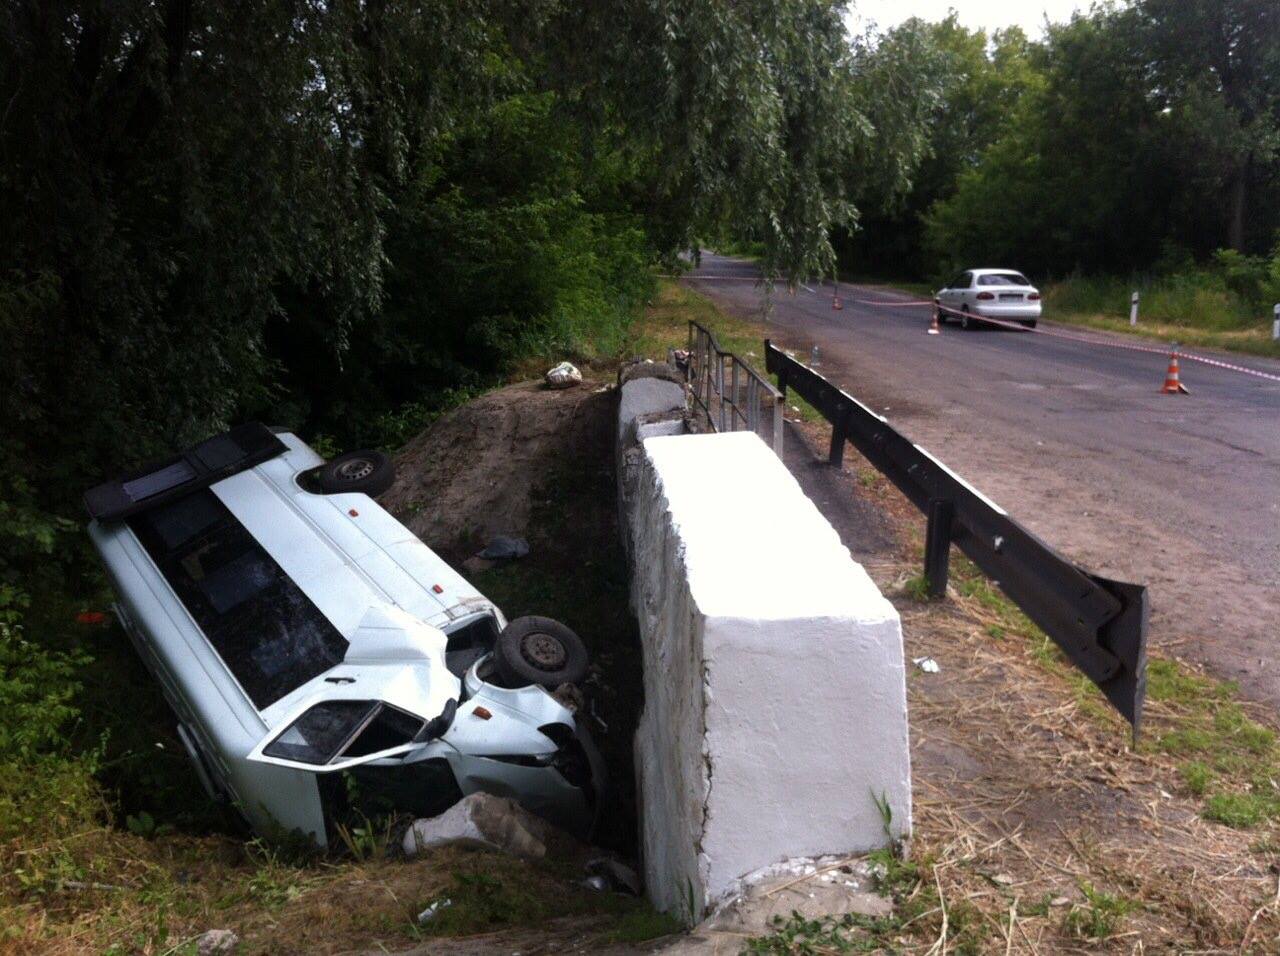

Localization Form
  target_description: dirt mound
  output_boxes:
[381,380,613,562]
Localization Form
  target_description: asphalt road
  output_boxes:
[685,252,1280,707]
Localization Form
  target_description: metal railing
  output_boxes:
[687,321,784,455]
[765,339,1149,734]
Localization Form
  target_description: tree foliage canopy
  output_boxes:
[837,1,1280,282]
[0,0,866,551]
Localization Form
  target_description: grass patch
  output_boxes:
[943,558,1280,832]
[1061,881,1135,941]
[1044,274,1280,359]
[838,274,936,299]
[1204,792,1280,830]
[902,574,933,602]
[607,907,685,944]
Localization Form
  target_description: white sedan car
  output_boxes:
[936,269,1042,329]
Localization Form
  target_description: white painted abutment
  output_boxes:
[625,429,911,921]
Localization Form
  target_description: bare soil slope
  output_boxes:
[381,380,612,562]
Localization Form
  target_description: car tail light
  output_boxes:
[976,291,995,300]
[1027,292,1041,301]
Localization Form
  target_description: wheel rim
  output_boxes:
[334,457,375,482]
[521,632,567,671]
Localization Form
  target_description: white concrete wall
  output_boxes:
[627,431,911,921]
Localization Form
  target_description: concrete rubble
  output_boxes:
[656,858,892,954]
[401,792,552,860]
[196,929,239,956]
[545,361,583,389]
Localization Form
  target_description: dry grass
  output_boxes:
[0,828,667,955]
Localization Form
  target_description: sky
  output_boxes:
[846,1,1088,39]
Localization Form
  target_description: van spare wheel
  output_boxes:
[495,616,589,688]
[318,450,396,497]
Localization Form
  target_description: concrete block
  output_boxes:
[616,364,687,561]
[628,431,910,921]
[617,375,685,447]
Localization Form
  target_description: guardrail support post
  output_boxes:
[828,406,847,468]
[924,499,954,599]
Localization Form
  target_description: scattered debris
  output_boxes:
[545,361,583,389]
[402,793,550,860]
[991,872,1015,886]
[196,929,239,956]
[417,898,453,924]
[478,535,530,560]
[585,857,642,895]
[703,862,890,936]
[552,681,585,713]
[912,656,941,673]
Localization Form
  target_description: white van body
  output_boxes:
[87,430,602,846]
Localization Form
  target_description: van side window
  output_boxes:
[129,490,349,707]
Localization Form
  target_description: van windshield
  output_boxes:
[129,490,349,708]
[263,700,424,765]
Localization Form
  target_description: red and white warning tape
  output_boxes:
[856,298,936,307]
[932,303,1280,384]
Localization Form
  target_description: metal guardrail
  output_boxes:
[687,321,784,455]
[764,340,1149,733]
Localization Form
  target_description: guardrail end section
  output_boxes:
[1085,574,1149,737]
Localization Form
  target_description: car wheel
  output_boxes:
[317,450,396,497]
[1023,320,1037,329]
[495,616,589,689]
[935,306,947,325]
[960,309,974,330]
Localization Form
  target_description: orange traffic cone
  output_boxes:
[927,309,941,335]
[1160,351,1189,394]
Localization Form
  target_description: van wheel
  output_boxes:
[318,450,396,497]
[495,617,589,689]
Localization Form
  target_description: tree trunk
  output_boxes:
[1227,160,1248,252]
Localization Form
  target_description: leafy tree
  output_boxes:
[836,16,1036,277]
[921,5,1276,279]
[1139,0,1280,252]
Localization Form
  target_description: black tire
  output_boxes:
[495,616,589,688]
[935,306,947,325]
[317,450,396,497]
[960,309,974,330]
[1023,320,1038,330]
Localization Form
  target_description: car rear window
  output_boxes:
[978,273,1030,286]
[129,490,349,708]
